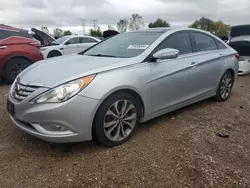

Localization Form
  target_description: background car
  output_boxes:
[228,25,250,75]
[0,25,43,83]
[8,28,238,147]
[31,28,101,58]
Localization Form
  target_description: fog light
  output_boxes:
[41,124,68,131]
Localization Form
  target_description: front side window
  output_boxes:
[192,32,217,52]
[57,36,70,44]
[66,37,80,44]
[84,32,162,58]
[155,32,193,55]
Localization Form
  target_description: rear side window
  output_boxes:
[0,29,33,40]
[215,40,227,49]
[192,32,217,52]
[230,25,250,38]
[0,29,32,40]
[156,32,193,55]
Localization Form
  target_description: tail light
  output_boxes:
[235,53,240,61]
[29,41,41,48]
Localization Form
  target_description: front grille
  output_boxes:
[12,82,40,102]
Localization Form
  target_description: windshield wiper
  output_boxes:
[87,54,117,58]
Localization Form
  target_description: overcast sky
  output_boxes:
[0,0,249,33]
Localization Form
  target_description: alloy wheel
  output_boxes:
[220,73,233,99]
[103,100,137,142]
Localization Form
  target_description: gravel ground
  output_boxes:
[0,76,250,188]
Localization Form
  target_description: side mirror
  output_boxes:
[153,48,179,60]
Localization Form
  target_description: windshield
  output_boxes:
[84,32,162,58]
[229,25,250,38]
[57,36,70,44]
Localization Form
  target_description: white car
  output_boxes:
[228,25,250,75]
[31,28,101,59]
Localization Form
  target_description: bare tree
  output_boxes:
[117,19,128,33]
[129,14,144,31]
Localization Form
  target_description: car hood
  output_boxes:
[31,28,58,46]
[18,54,138,88]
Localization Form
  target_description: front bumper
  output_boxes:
[8,94,100,143]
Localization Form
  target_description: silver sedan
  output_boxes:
[7,28,239,147]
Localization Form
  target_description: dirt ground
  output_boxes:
[0,76,250,188]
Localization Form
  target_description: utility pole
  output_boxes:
[93,20,97,30]
[80,19,86,35]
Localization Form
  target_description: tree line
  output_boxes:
[41,14,231,38]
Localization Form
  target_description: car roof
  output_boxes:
[231,24,250,28]
[134,27,172,33]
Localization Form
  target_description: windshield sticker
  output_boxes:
[127,45,149,50]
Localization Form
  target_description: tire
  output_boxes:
[47,50,62,58]
[214,71,234,102]
[93,92,141,147]
[4,57,32,84]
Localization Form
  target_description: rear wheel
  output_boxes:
[47,50,62,58]
[4,57,32,83]
[93,92,141,147]
[214,71,234,102]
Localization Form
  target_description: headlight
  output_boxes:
[32,75,95,103]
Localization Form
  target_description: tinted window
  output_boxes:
[66,37,80,44]
[230,25,250,38]
[156,32,192,55]
[84,32,162,58]
[0,29,32,40]
[80,37,97,43]
[192,32,217,52]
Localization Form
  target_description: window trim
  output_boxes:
[190,31,218,53]
[145,30,194,62]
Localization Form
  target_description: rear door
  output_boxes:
[79,37,98,51]
[189,31,226,95]
[63,37,80,55]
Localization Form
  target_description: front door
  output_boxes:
[63,37,80,55]
[150,32,204,113]
[79,37,97,51]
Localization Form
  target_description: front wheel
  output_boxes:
[214,71,234,102]
[47,50,62,58]
[4,57,32,84]
[93,93,141,147]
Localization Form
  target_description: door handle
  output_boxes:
[190,62,198,67]
[220,54,224,59]
[0,46,7,49]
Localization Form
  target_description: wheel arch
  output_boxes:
[91,88,145,137]
[226,68,235,82]
[3,55,33,73]
[47,50,62,58]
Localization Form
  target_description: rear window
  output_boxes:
[229,25,250,38]
[0,29,32,40]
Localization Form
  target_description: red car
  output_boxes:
[0,25,43,83]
